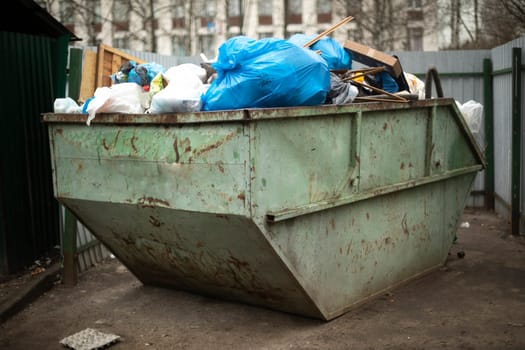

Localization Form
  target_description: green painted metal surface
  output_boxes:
[0,31,65,275]
[483,58,494,209]
[43,98,484,320]
[511,48,522,235]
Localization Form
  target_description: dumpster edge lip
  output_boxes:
[41,98,456,125]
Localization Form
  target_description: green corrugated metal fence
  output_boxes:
[0,31,68,274]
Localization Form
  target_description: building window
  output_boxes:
[258,1,272,15]
[287,0,302,24]
[289,0,301,14]
[92,0,102,24]
[113,0,130,22]
[258,0,272,24]
[114,37,129,49]
[410,0,422,8]
[317,0,331,23]
[259,32,274,39]
[408,27,423,51]
[317,0,331,14]
[204,1,216,17]
[229,0,241,16]
[228,0,242,27]
[199,35,214,58]
[200,1,217,28]
[171,0,185,18]
[172,36,187,56]
[60,1,75,25]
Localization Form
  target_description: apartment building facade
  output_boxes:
[42,0,441,57]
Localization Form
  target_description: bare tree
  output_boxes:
[501,0,525,28]
[450,0,460,48]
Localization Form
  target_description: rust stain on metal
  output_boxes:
[192,131,237,158]
[237,193,245,201]
[215,214,230,221]
[130,135,138,153]
[76,161,84,173]
[383,122,388,131]
[217,161,225,173]
[400,162,405,170]
[366,212,370,220]
[409,162,414,168]
[173,137,180,163]
[330,218,336,230]
[227,256,249,270]
[56,128,63,135]
[103,130,122,151]
[120,236,134,246]
[138,196,170,208]
[401,213,409,235]
[148,215,163,227]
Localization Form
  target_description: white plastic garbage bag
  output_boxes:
[148,71,204,113]
[54,97,81,113]
[86,83,144,126]
[404,72,425,100]
[456,100,483,133]
[164,63,207,83]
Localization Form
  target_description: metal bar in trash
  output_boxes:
[303,15,354,48]
[350,79,409,103]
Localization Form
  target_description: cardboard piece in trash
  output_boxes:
[343,40,402,78]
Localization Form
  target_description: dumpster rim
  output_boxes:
[42,98,456,125]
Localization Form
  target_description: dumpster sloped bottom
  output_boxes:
[268,173,475,319]
[44,99,484,320]
[63,198,324,319]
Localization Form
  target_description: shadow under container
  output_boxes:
[43,98,484,320]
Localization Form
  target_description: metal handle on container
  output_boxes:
[425,66,444,98]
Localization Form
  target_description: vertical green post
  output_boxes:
[62,45,82,285]
[511,48,522,236]
[52,35,70,98]
[63,208,77,285]
[68,48,83,102]
[483,58,494,210]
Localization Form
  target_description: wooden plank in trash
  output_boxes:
[78,49,97,104]
[95,43,146,90]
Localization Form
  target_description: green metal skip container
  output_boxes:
[43,98,484,320]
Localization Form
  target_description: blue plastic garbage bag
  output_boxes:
[127,62,165,87]
[201,36,330,111]
[288,34,352,70]
[375,71,399,93]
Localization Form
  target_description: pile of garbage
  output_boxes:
[53,15,481,133]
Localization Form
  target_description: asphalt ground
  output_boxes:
[0,208,524,350]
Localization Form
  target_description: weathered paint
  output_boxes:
[43,98,484,320]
